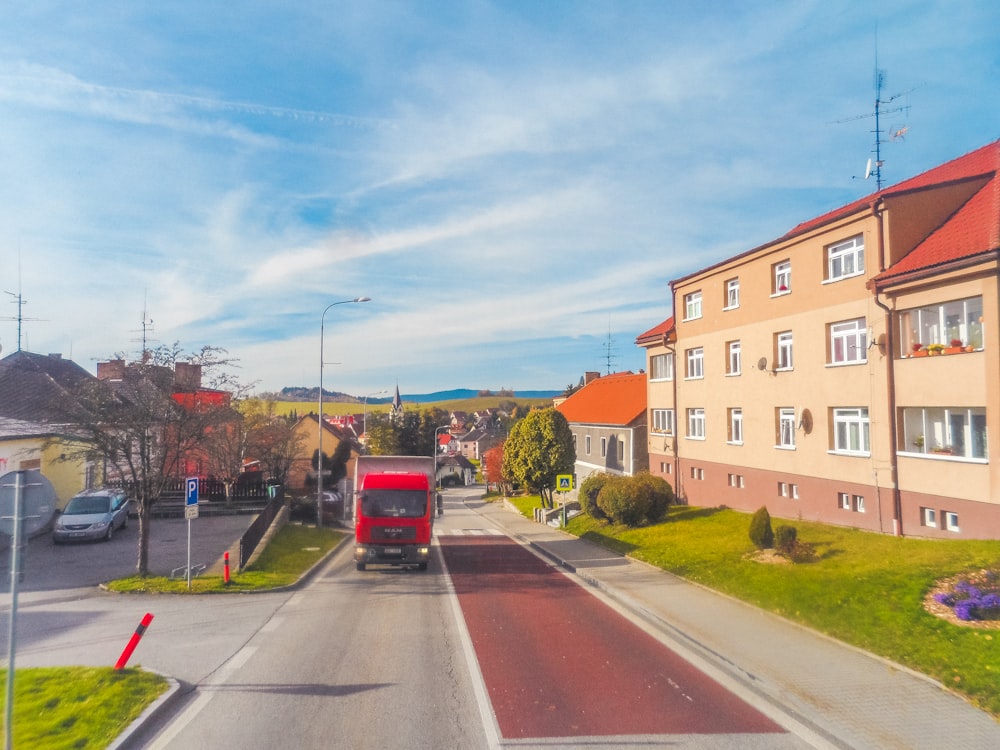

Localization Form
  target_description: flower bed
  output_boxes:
[925,569,1000,628]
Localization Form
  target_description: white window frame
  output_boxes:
[652,408,675,436]
[944,512,960,532]
[778,482,788,497]
[650,352,674,381]
[923,507,937,527]
[585,435,591,455]
[791,484,799,499]
[776,331,793,370]
[687,408,706,440]
[727,340,741,375]
[773,260,791,295]
[684,291,703,321]
[853,495,866,513]
[830,318,868,365]
[778,408,796,448]
[901,406,988,460]
[728,408,743,444]
[826,235,865,281]
[725,278,740,310]
[833,407,870,455]
[839,492,851,510]
[899,296,984,353]
[600,437,607,458]
[685,347,704,379]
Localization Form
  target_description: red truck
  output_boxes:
[353,456,437,571]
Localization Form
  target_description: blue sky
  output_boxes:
[1,2,997,396]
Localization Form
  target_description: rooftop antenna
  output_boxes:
[602,321,618,375]
[3,254,44,352]
[835,27,915,190]
[131,291,156,361]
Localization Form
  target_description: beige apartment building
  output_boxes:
[638,139,1000,539]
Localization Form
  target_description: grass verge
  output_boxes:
[510,494,1000,717]
[104,523,347,593]
[0,666,167,749]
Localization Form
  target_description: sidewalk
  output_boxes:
[475,498,1000,750]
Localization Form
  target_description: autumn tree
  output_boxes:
[501,408,575,508]
[482,443,512,495]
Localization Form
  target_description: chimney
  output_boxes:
[174,362,203,391]
[97,360,126,381]
[584,371,601,385]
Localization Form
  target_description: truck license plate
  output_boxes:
[384,547,402,555]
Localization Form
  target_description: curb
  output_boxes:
[107,671,183,750]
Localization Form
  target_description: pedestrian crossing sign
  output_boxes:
[556,474,573,492]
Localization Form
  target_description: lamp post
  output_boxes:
[433,424,450,516]
[318,296,371,527]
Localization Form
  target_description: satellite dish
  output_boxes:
[864,158,873,180]
[0,469,58,537]
[799,409,814,435]
[757,357,768,371]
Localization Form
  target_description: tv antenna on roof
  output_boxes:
[131,291,156,361]
[834,31,917,190]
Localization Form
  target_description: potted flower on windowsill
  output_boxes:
[927,343,945,356]
[931,445,953,455]
[910,343,928,357]
[945,338,965,355]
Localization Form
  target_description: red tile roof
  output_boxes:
[555,372,646,426]
[635,316,674,346]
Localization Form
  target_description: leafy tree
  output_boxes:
[482,443,512,495]
[578,472,611,520]
[244,403,305,489]
[57,358,233,576]
[501,408,575,508]
[365,407,449,456]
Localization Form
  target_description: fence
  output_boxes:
[238,493,285,569]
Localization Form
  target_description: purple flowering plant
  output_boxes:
[933,571,1000,621]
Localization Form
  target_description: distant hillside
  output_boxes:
[264,386,560,403]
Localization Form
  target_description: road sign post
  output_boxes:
[185,478,199,590]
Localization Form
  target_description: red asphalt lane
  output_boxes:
[440,535,786,740]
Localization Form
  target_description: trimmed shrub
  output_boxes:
[578,472,611,520]
[597,475,651,527]
[632,472,674,522]
[749,506,774,549]
[774,524,798,553]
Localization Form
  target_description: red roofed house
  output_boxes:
[645,139,1000,539]
[555,371,648,485]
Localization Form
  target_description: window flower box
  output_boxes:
[911,349,928,358]
[945,346,964,355]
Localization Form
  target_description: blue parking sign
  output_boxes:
[186,477,199,505]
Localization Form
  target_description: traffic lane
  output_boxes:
[441,535,788,741]
[1,514,253,592]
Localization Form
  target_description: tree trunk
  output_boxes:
[136,501,151,576]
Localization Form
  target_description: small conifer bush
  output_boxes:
[774,524,798,553]
[749,506,774,549]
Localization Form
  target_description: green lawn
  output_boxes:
[0,667,167,749]
[507,495,1000,717]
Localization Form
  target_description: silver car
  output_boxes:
[52,489,130,543]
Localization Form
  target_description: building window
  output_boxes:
[687,408,705,439]
[684,291,703,321]
[728,408,743,444]
[922,507,937,527]
[899,296,984,354]
[854,495,865,513]
[585,435,591,455]
[600,437,607,458]
[777,408,796,448]
[652,408,675,436]
[776,331,793,370]
[690,467,705,480]
[826,235,865,281]
[685,347,704,379]
[728,473,744,488]
[725,278,740,310]
[830,318,868,365]
[901,407,987,459]
[778,482,788,497]
[650,352,674,381]
[727,340,741,375]
[618,440,624,462]
[773,260,791,295]
[944,512,960,532]
[833,408,870,454]
[839,492,851,510]
[791,484,799,499]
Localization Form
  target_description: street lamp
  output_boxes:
[433,424,450,516]
[318,296,371,527]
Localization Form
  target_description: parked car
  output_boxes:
[52,489,130,544]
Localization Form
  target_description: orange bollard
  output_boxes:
[115,612,154,670]
[224,551,231,584]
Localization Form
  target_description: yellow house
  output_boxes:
[0,417,95,509]
[640,139,1000,539]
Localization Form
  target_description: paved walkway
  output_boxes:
[474,498,1000,750]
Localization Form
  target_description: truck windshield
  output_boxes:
[361,489,427,518]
